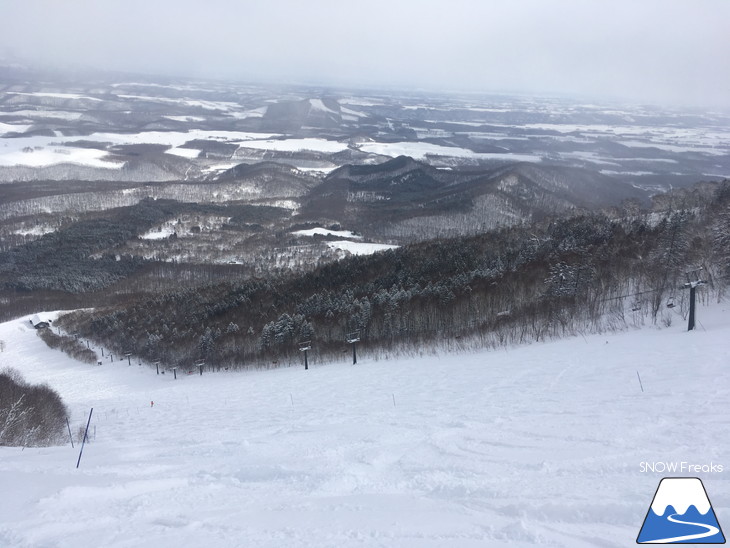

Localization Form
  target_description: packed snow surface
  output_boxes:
[0,302,728,547]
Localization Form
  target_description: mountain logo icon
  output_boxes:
[637,477,725,544]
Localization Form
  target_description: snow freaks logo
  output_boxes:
[637,477,726,544]
[640,462,724,474]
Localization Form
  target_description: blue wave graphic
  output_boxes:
[638,505,725,544]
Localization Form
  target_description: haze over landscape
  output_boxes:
[3,0,729,108]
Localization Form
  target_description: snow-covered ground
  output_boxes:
[0,121,39,134]
[358,141,543,163]
[291,229,400,256]
[165,147,200,159]
[0,301,728,547]
[238,137,350,154]
[327,240,400,256]
[0,130,279,169]
[6,92,103,102]
[293,228,362,239]
[162,116,207,123]
[0,143,124,169]
[0,109,85,122]
[139,225,177,240]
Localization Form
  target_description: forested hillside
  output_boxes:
[0,198,289,305]
[57,181,730,370]
[301,157,647,240]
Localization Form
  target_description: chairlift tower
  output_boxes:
[682,268,707,331]
[195,361,205,376]
[298,341,311,370]
[346,331,361,365]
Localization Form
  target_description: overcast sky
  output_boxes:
[2,0,728,108]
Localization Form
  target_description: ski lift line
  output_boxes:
[599,288,661,302]
[600,279,700,303]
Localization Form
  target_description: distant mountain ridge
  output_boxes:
[212,161,319,198]
[300,155,648,238]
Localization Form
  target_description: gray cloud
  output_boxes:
[2,0,729,108]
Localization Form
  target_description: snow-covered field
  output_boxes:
[0,144,123,169]
[326,240,400,256]
[0,130,279,169]
[0,301,728,547]
[139,225,178,240]
[238,137,350,154]
[291,229,400,256]
[293,228,362,239]
[358,141,542,163]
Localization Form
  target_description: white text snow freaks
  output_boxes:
[640,462,724,473]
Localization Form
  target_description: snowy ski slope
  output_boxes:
[0,301,728,547]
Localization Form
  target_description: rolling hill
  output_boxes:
[299,156,648,238]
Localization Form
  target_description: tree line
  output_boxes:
[56,181,730,370]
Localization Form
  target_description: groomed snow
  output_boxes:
[0,301,728,547]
